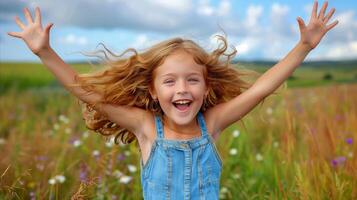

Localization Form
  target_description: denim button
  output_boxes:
[180,143,189,148]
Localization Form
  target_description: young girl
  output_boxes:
[8,1,338,199]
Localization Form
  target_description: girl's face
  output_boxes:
[150,50,208,127]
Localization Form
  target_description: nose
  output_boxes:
[176,79,188,95]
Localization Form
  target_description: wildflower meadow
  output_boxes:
[0,62,356,199]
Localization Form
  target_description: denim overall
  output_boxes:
[140,112,223,200]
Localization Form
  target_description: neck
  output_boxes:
[162,115,199,136]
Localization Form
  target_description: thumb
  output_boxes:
[44,23,54,35]
[297,17,306,31]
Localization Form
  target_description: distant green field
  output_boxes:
[1,61,356,199]
[1,62,356,93]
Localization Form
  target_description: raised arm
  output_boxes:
[7,7,147,135]
[253,1,338,97]
[206,1,338,135]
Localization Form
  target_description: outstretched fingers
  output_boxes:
[297,17,306,31]
[311,1,318,19]
[15,16,26,30]
[326,20,339,31]
[323,8,335,24]
[44,23,54,35]
[24,7,34,24]
[34,7,42,25]
[7,31,22,38]
[318,1,328,20]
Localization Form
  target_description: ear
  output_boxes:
[149,87,157,100]
[204,87,209,98]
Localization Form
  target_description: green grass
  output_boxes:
[0,62,356,199]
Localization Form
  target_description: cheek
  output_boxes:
[157,86,173,100]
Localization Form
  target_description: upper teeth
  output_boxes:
[174,100,191,104]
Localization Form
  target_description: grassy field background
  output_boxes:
[0,61,356,199]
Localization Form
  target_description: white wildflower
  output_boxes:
[229,148,238,156]
[232,130,240,138]
[53,123,60,130]
[65,128,71,134]
[273,141,279,148]
[48,178,56,185]
[36,164,44,171]
[220,187,228,194]
[219,193,226,199]
[266,107,273,115]
[124,150,131,156]
[256,153,263,161]
[105,137,115,148]
[0,138,5,145]
[82,131,89,138]
[113,170,123,178]
[92,150,100,157]
[128,164,137,173]
[232,173,241,179]
[119,175,132,184]
[73,139,82,147]
[59,115,69,124]
[348,152,353,158]
[55,175,66,183]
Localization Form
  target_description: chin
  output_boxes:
[169,108,199,124]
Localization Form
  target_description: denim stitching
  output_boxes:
[197,144,205,200]
[165,148,172,200]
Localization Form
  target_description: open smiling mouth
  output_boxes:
[172,100,192,112]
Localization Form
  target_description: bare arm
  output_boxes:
[207,1,339,135]
[8,7,147,136]
[253,1,338,97]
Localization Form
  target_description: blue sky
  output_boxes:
[0,0,356,62]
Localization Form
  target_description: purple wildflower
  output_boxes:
[335,115,343,121]
[117,153,126,161]
[345,138,353,145]
[36,155,48,161]
[331,156,346,167]
[79,162,89,182]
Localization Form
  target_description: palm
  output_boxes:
[297,1,338,49]
[7,7,53,55]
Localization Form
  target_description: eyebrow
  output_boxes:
[160,72,202,78]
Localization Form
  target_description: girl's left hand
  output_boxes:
[297,1,338,50]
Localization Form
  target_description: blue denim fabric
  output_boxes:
[140,112,223,200]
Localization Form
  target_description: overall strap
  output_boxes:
[154,114,164,139]
[197,112,208,137]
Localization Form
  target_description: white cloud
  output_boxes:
[244,5,264,37]
[217,0,231,16]
[59,34,88,46]
[2,0,357,61]
[245,5,263,28]
[270,3,292,36]
[309,40,357,60]
[197,0,231,17]
[151,0,192,13]
[235,37,261,55]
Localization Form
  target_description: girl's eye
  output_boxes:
[189,79,199,82]
[164,80,174,84]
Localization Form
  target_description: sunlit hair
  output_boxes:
[68,34,261,144]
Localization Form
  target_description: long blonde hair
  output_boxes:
[69,34,260,144]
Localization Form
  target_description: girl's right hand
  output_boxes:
[7,7,54,56]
